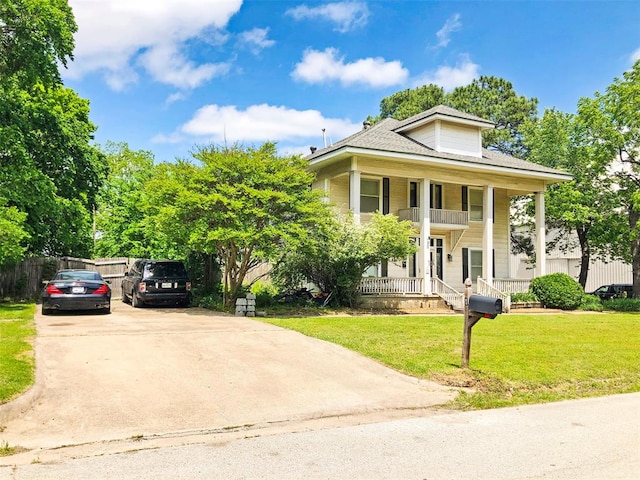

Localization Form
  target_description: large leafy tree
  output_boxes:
[376,76,538,157]
[578,61,640,297]
[521,109,620,288]
[0,198,29,267]
[0,0,105,258]
[147,143,331,307]
[94,142,160,259]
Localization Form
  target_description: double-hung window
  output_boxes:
[360,178,380,213]
[468,188,483,221]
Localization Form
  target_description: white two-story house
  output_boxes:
[306,105,572,311]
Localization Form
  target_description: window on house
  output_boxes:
[470,249,483,281]
[409,182,418,208]
[361,178,380,213]
[469,188,483,221]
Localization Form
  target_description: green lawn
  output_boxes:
[0,303,36,404]
[263,313,640,409]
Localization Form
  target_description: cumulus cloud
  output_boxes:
[435,13,462,48]
[412,55,479,91]
[66,0,242,90]
[237,27,276,54]
[292,48,408,87]
[157,104,360,145]
[285,1,369,33]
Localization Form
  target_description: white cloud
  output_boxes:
[412,55,479,91]
[285,1,369,33]
[66,0,242,90]
[238,28,275,54]
[435,13,462,48]
[292,48,408,88]
[631,47,640,63]
[172,104,360,145]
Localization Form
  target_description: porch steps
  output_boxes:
[360,295,455,314]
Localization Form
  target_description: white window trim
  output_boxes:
[468,187,484,222]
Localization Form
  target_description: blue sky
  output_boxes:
[63,0,640,163]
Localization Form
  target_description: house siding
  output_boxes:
[407,123,436,149]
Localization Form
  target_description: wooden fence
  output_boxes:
[0,257,131,300]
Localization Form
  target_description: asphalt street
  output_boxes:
[1,393,638,479]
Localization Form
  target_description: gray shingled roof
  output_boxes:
[394,104,495,130]
[306,107,570,178]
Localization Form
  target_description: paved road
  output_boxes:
[1,393,638,479]
[0,303,453,463]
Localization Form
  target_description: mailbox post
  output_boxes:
[461,278,502,368]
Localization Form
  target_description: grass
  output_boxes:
[262,312,640,409]
[0,303,36,404]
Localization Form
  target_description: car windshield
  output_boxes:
[55,271,102,281]
[143,263,187,279]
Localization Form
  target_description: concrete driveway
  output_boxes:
[0,303,454,463]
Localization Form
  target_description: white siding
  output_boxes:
[407,123,436,149]
[439,122,481,157]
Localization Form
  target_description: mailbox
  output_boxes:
[468,295,502,319]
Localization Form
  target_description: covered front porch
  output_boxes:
[359,276,532,312]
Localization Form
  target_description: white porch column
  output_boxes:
[421,178,431,295]
[349,169,361,224]
[483,185,494,286]
[535,191,546,277]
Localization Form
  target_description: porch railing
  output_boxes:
[493,278,532,293]
[477,278,511,313]
[397,208,469,227]
[359,277,423,295]
[431,277,464,311]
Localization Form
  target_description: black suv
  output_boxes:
[589,284,633,301]
[122,259,191,307]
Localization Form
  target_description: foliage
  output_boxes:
[530,273,584,310]
[273,212,417,307]
[0,0,76,87]
[377,76,538,157]
[578,61,640,299]
[0,303,35,403]
[0,200,29,267]
[0,2,105,257]
[250,280,279,308]
[521,108,620,287]
[94,142,163,258]
[147,143,330,307]
[510,291,538,303]
[263,313,640,409]
[579,294,603,312]
[603,298,640,312]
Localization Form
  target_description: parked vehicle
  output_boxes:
[122,259,191,307]
[41,270,111,315]
[588,284,633,300]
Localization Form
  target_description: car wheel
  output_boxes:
[102,304,111,314]
[42,307,52,316]
[122,287,130,304]
[132,291,143,308]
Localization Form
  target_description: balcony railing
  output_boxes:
[398,208,469,227]
[359,277,423,295]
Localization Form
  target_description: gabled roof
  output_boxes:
[306,106,571,181]
[394,105,495,132]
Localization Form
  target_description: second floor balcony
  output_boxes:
[398,207,469,229]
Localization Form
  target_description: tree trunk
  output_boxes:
[576,227,590,288]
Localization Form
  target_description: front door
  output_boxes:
[430,237,444,281]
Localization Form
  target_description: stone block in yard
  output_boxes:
[236,298,247,306]
[246,293,256,300]
[246,311,256,317]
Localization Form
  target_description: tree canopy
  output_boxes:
[0,0,104,260]
[146,143,331,306]
[377,76,538,157]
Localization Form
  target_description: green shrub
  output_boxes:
[580,294,603,312]
[530,273,583,310]
[250,280,279,307]
[603,298,640,312]
[510,291,538,303]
